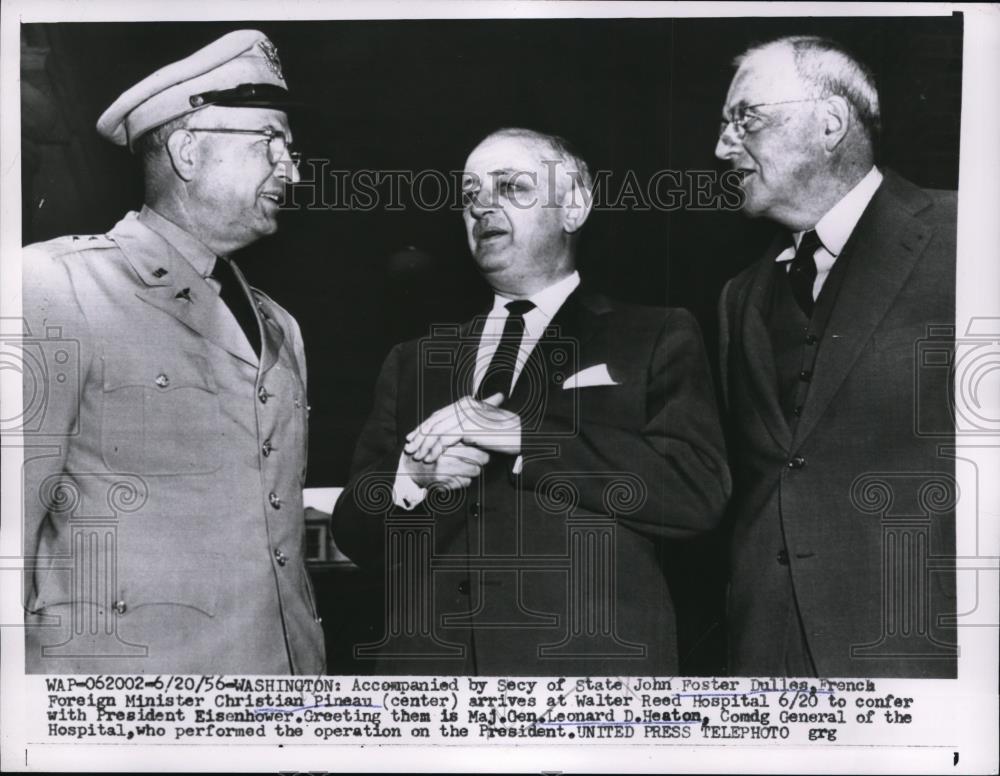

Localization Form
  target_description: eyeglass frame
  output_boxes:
[183,127,302,169]
[718,98,821,140]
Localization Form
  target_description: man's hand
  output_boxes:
[404,393,521,464]
[401,443,491,490]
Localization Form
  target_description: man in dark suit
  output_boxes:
[333,127,730,675]
[715,36,957,678]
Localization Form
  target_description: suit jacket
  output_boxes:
[333,289,730,675]
[21,210,325,674]
[719,170,957,678]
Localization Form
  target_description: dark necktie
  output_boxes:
[211,257,261,357]
[788,229,821,317]
[476,299,536,400]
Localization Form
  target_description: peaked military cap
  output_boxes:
[97,29,295,150]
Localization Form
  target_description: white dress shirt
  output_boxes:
[394,271,581,508]
[473,270,581,395]
[775,166,883,300]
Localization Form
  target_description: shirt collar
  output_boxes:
[491,270,581,321]
[138,205,218,279]
[802,166,883,256]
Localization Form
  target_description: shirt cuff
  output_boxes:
[393,453,427,509]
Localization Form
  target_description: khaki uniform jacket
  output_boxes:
[22,208,325,674]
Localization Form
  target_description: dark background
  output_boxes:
[21,15,963,674]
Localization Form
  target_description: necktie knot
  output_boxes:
[505,299,535,317]
[796,229,822,255]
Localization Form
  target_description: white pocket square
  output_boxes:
[562,363,620,390]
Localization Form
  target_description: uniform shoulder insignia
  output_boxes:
[30,233,116,260]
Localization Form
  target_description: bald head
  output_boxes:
[462,128,592,296]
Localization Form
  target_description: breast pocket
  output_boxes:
[566,382,642,431]
[101,350,224,475]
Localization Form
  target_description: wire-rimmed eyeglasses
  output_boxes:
[718,98,820,140]
[185,127,302,169]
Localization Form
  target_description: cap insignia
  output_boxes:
[258,39,284,79]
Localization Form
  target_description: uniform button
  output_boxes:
[793,406,803,417]
[113,600,127,615]
[262,439,274,457]
[258,385,271,404]
[154,374,170,388]
[777,550,789,565]
[457,580,470,595]
[787,456,806,469]
[274,548,287,566]
[799,369,812,382]
[269,492,282,509]
[805,334,819,345]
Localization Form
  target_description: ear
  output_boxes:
[821,95,852,152]
[560,173,593,235]
[164,128,199,182]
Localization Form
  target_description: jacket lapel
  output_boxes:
[506,289,608,411]
[738,237,794,451]
[457,317,485,398]
[258,308,286,373]
[793,173,935,447]
[111,214,259,367]
[226,259,282,372]
[453,288,608,414]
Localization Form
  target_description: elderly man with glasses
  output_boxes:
[715,35,957,678]
[21,30,324,674]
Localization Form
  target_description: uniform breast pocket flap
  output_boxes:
[102,349,224,475]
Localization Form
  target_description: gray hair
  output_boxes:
[483,127,593,191]
[736,36,881,148]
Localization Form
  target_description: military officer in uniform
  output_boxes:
[22,30,325,673]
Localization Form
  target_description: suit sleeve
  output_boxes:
[21,246,93,603]
[717,278,736,411]
[331,344,412,568]
[518,308,731,539]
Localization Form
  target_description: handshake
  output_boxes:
[400,392,522,491]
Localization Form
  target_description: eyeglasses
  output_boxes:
[184,127,302,169]
[718,98,820,140]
